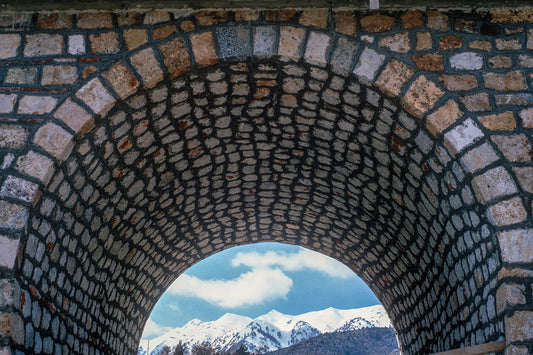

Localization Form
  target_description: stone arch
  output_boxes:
[0,9,531,354]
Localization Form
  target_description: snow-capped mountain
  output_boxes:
[138,305,391,355]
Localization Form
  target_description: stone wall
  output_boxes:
[0,6,531,355]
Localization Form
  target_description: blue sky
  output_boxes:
[142,242,380,339]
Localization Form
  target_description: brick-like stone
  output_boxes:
[416,32,432,50]
[401,75,444,118]
[0,34,20,59]
[460,93,491,112]
[443,118,484,155]
[0,94,16,114]
[54,98,93,133]
[195,11,228,26]
[130,48,164,89]
[0,176,38,203]
[234,10,259,21]
[488,56,513,68]
[333,11,356,36]
[488,197,527,226]
[76,78,116,115]
[438,35,462,50]
[0,236,18,268]
[438,74,478,91]
[498,230,533,263]
[469,40,492,51]
[426,99,462,136]
[37,13,72,29]
[330,38,358,73]
[495,38,522,51]
[353,48,385,82]
[427,10,448,31]
[450,52,483,70]
[491,9,533,23]
[519,108,533,128]
[254,26,277,55]
[483,71,527,91]
[505,311,533,343]
[190,31,218,66]
[0,200,28,230]
[305,31,331,63]
[375,60,414,98]
[514,167,533,193]
[492,134,532,163]
[15,150,54,183]
[180,20,195,32]
[461,143,499,173]
[4,68,38,85]
[264,9,296,22]
[0,313,23,345]
[24,34,63,57]
[90,32,119,54]
[496,283,526,315]
[152,24,177,40]
[117,12,141,26]
[68,35,85,55]
[123,29,147,50]
[401,10,423,28]
[472,166,518,203]
[379,33,410,53]
[143,10,171,25]
[412,53,443,71]
[33,122,73,159]
[478,111,516,131]
[299,9,328,28]
[18,96,57,115]
[160,37,191,79]
[103,62,140,99]
[495,94,533,107]
[360,14,395,32]
[0,125,27,149]
[216,26,250,59]
[77,12,113,28]
[455,19,476,33]
[279,26,306,59]
[41,66,78,85]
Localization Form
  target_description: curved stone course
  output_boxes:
[0,6,531,355]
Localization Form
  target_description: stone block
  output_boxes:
[152,24,177,40]
[513,167,533,193]
[24,34,63,57]
[519,108,533,128]
[426,99,462,136]
[130,48,164,89]
[0,34,20,59]
[416,32,432,50]
[488,197,527,226]
[495,38,522,51]
[353,47,385,82]
[190,31,218,66]
[478,111,516,131]
[401,10,423,28]
[483,71,528,91]
[299,9,328,28]
[103,62,140,99]
[0,200,28,230]
[450,52,483,70]
[439,35,462,50]
[519,54,533,68]
[495,94,533,107]
[330,38,359,73]
[15,150,53,183]
[375,60,414,98]
[234,10,259,21]
[461,143,499,173]
[427,10,448,31]
[0,313,23,345]
[0,176,38,203]
[472,166,517,203]
[443,118,484,155]
[401,75,444,118]
[216,26,250,59]
[159,37,191,79]
[195,11,228,27]
[379,33,410,53]
[4,68,38,85]
[496,283,526,315]
[490,9,533,23]
[33,122,73,160]
[77,12,113,28]
[123,29,147,50]
[333,11,356,36]
[305,31,331,64]
[498,229,533,264]
[53,98,93,134]
[117,12,141,26]
[438,74,478,91]
[455,19,477,33]
[18,96,57,115]
[0,279,18,306]
[143,10,171,25]
[489,56,513,68]
[0,125,27,149]
[36,13,72,29]
[253,26,277,55]
[264,9,296,22]
[494,135,533,164]
[0,94,17,114]
[279,26,306,59]
[68,35,85,55]
[505,311,533,343]
[469,40,492,51]
[360,14,395,32]
[180,20,195,32]
[412,53,443,71]
[460,93,491,112]
[75,78,115,115]
[41,66,78,85]
[89,32,119,54]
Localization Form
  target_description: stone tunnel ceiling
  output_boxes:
[0,6,532,355]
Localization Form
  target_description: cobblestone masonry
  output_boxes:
[0,6,532,355]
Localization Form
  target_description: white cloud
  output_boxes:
[168,268,293,308]
[142,318,173,339]
[232,248,354,279]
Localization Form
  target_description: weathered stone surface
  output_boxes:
[492,135,532,163]
[0,176,38,203]
[426,99,462,136]
[444,118,484,155]
[0,237,18,268]
[190,32,218,66]
[130,48,164,88]
[76,78,115,115]
[488,197,527,226]
[216,26,250,58]
[195,10,228,26]
[505,311,533,343]
[455,19,476,33]
[519,108,533,128]
[427,10,448,31]
[53,98,93,133]
[496,283,526,315]
[472,166,517,203]
[41,66,78,85]
[469,40,492,51]
[299,9,328,28]
[77,12,113,28]
[0,125,27,149]
[401,75,444,118]
[143,10,171,25]
[305,31,331,63]
[416,32,432,50]
[254,26,277,55]
[498,229,533,263]
[438,74,478,91]
[438,35,462,50]
[15,150,53,183]
[412,53,443,71]
[18,96,57,115]
[279,26,306,59]
[495,94,533,106]
[264,9,296,22]
[514,167,533,193]
[375,60,414,98]
[104,62,140,99]
[461,143,499,173]
[0,34,20,59]
[180,20,195,32]
[379,33,410,53]
[519,54,533,68]
[123,29,147,50]
[90,32,119,54]
[0,313,23,345]
[68,34,85,55]
[153,24,177,40]
[0,200,28,230]
[401,10,423,28]
[353,47,385,82]
[495,38,522,50]
[24,34,63,56]
[491,9,533,23]
[488,55,513,68]
[450,52,483,70]
[360,14,395,32]
[37,13,72,29]
[234,10,259,21]
[460,93,491,112]
[33,122,73,159]
[160,37,191,78]
[483,71,528,91]
[0,94,17,114]
[478,111,516,130]
[333,11,356,36]
[4,68,38,85]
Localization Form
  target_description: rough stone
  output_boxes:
[416,32,432,51]
[426,100,462,136]
[472,166,518,203]
[427,10,448,31]
[495,38,522,51]
[0,34,20,59]
[143,10,171,25]
[195,11,228,26]
[490,9,533,23]
[68,35,85,55]
[519,54,533,68]
[0,125,27,149]
[505,311,533,343]
[469,40,492,51]
[152,24,177,40]
[379,33,410,53]
[77,12,113,28]
[488,197,527,226]
[36,13,72,29]
[41,66,78,85]
[488,56,513,68]
[130,48,164,88]
[264,9,296,22]
[33,122,73,159]
[254,26,277,55]
[0,237,18,268]
[443,118,484,155]
[190,32,218,66]
[497,230,533,263]
[478,111,516,130]
[375,60,414,98]
[455,19,477,33]
[483,71,527,91]
[0,313,23,345]
[491,135,532,163]
[123,29,147,50]
[513,167,533,193]
[0,94,17,114]
[104,62,140,99]
[333,11,356,36]
[216,26,250,59]
[234,10,259,21]
[495,94,533,107]
[353,48,385,82]
[438,74,478,91]
[4,68,38,85]
[438,35,462,50]
[90,32,119,54]
[180,20,195,32]
[330,38,358,73]
[412,53,443,71]
[75,78,116,115]
[279,26,306,59]
[305,31,331,63]
[54,98,93,133]
[360,14,395,32]
[460,93,491,112]
[0,176,38,203]
[401,10,423,28]
[15,151,54,183]
[24,34,63,57]
[299,9,328,28]
[461,143,500,173]
[401,75,444,118]
[519,108,533,128]
[0,200,28,230]
[450,52,483,70]
[159,37,191,79]
[18,96,57,115]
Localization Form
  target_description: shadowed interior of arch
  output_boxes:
[18,57,503,354]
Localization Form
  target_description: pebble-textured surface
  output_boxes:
[0,6,531,355]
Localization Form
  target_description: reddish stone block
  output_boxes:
[401,10,423,28]
[299,9,328,28]
[483,71,528,91]
[195,11,228,26]
[416,32,432,50]
[190,32,218,66]
[130,48,164,88]
[89,32,119,54]
[264,10,296,22]
[427,10,449,31]
[77,12,113,28]
[438,74,478,91]
[152,24,177,40]
[438,35,462,50]
[492,134,532,163]
[333,11,356,36]
[103,62,140,99]
[478,111,516,131]
[123,29,147,51]
[401,75,444,118]
[360,14,395,32]
[159,37,192,78]
[37,13,72,29]
[234,10,260,21]
[412,53,444,71]
[180,20,195,32]
[375,60,414,98]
